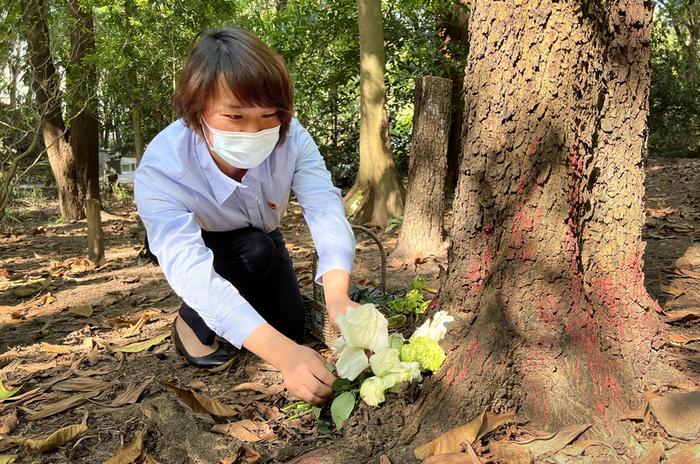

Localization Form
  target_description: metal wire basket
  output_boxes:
[302,224,387,346]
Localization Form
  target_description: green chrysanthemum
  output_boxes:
[399,336,446,372]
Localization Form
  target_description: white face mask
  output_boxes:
[201,117,280,169]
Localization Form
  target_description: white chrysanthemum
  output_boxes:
[410,310,455,342]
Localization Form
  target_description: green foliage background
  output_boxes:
[0,0,697,199]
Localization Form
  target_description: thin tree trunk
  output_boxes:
[344,0,404,227]
[437,4,469,196]
[133,98,144,164]
[391,77,451,261]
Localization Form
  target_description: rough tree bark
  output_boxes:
[283,2,685,463]
[343,0,405,227]
[390,77,451,261]
[408,0,669,447]
[67,0,100,204]
[21,0,83,220]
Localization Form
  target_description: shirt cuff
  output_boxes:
[207,301,268,349]
[314,248,355,285]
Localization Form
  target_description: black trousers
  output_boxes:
[146,226,306,346]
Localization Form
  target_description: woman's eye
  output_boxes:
[263,112,279,119]
[227,114,242,120]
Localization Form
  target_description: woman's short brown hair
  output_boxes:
[173,27,294,144]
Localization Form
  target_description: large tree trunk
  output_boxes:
[21,0,84,220]
[412,0,666,441]
[391,77,451,261]
[343,0,404,227]
[67,0,99,203]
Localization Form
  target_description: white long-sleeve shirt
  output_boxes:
[134,117,356,348]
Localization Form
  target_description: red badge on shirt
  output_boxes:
[267,201,277,210]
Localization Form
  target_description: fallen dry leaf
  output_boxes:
[489,440,532,464]
[422,453,477,464]
[22,391,99,421]
[187,380,209,392]
[0,411,17,435]
[104,431,144,464]
[69,304,93,317]
[649,391,700,440]
[515,423,591,458]
[232,382,280,396]
[632,442,664,464]
[9,416,87,452]
[665,444,700,464]
[414,411,516,460]
[0,455,16,464]
[108,377,154,407]
[220,444,261,464]
[211,419,273,443]
[52,377,111,393]
[670,333,700,345]
[379,454,392,464]
[39,342,84,355]
[160,381,240,417]
[11,277,51,298]
[110,332,169,353]
[659,283,685,298]
[663,308,700,323]
[254,402,285,422]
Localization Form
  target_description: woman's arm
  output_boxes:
[321,268,359,328]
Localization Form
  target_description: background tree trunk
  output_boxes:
[436,4,469,196]
[67,0,99,203]
[398,0,669,453]
[21,0,83,220]
[133,97,144,164]
[343,0,404,227]
[391,76,451,261]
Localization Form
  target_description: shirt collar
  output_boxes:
[194,137,240,204]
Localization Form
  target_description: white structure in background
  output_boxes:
[98,149,139,185]
[117,157,137,184]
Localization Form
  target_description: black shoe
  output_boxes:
[172,324,236,369]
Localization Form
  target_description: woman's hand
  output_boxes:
[320,269,359,331]
[243,323,335,405]
[326,295,360,332]
[278,344,335,405]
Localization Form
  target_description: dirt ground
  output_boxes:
[0,158,698,463]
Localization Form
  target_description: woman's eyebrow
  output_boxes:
[222,103,276,111]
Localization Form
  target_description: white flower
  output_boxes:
[369,348,401,377]
[382,361,422,391]
[410,310,455,342]
[336,303,389,353]
[335,346,369,381]
[331,335,347,357]
[360,376,386,406]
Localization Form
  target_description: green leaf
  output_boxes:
[384,217,403,234]
[331,391,355,430]
[110,332,169,353]
[311,406,322,419]
[387,313,407,328]
[332,377,355,393]
[0,379,21,401]
[317,419,332,434]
